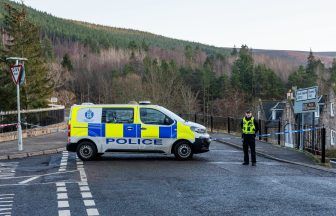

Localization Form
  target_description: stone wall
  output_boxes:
[321,88,336,149]
[0,122,67,142]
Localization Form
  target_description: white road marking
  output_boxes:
[57,152,72,216]
[0,163,17,179]
[76,156,100,215]
[56,182,65,187]
[0,170,77,181]
[86,208,99,216]
[83,200,95,207]
[78,182,88,186]
[19,176,40,184]
[58,201,69,208]
[59,151,69,172]
[57,187,67,192]
[80,186,90,191]
[58,210,70,216]
[57,193,68,200]
[0,194,14,216]
[81,192,92,198]
[0,208,11,211]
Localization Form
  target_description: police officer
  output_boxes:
[241,110,259,166]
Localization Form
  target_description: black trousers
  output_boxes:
[243,134,256,163]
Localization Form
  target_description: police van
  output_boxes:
[66,102,211,161]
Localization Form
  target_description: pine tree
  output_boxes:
[41,36,54,60]
[231,45,238,56]
[288,65,307,88]
[230,45,254,95]
[254,64,285,99]
[305,49,318,86]
[0,3,53,110]
[61,53,73,71]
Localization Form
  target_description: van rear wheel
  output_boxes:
[174,141,193,160]
[76,141,97,161]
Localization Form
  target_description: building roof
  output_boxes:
[260,101,285,121]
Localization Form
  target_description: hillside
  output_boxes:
[0,0,336,116]
[1,0,336,73]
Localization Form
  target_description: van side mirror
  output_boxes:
[164,117,173,125]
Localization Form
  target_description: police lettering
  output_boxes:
[106,138,162,145]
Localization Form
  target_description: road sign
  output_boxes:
[7,57,28,152]
[20,65,25,85]
[296,86,317,102]
[302,101,318,111]
[10,64,23,85]
[51,97,58,103]
[294,86,319,113]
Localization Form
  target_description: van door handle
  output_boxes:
[141,127,147,130]
[126,127,133,130]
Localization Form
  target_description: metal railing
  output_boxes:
[180,113,326,163]
[0,106,65,133]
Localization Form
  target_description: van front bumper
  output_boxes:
[192,137,211,153]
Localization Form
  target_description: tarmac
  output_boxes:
[212,132,336,173]
[0,131,335,173]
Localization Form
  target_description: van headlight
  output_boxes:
[190,126,207,134]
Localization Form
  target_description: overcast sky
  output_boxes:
[19,0,336,51]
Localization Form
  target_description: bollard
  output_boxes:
[210,115,213,133]
[321,127,326,163]
[258,119,262,140]
[297,124,301,149]
[278,120,281,145]
[227,117,231,134]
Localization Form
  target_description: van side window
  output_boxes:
[140,108,174,125]
[102,108,134,124]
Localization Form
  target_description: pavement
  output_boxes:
[211,132,336,173]
[0,141,335,215]
[0,132,67,160]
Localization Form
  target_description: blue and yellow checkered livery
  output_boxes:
[70,106,195,141]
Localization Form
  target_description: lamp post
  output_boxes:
[7,57,28,151]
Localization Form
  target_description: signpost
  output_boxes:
[294,86,319,150]
[7,57,28,151]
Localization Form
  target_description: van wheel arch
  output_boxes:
[77,139,98,151]
[171,139,192,154]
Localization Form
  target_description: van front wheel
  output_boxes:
[76,141,97,161]
[174,141,193,160]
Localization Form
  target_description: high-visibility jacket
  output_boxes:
[242,117,256,134]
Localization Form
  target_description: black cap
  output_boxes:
[245,110,252,113]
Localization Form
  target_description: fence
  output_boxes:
[180,113,326,163]
[0,106,65,133]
